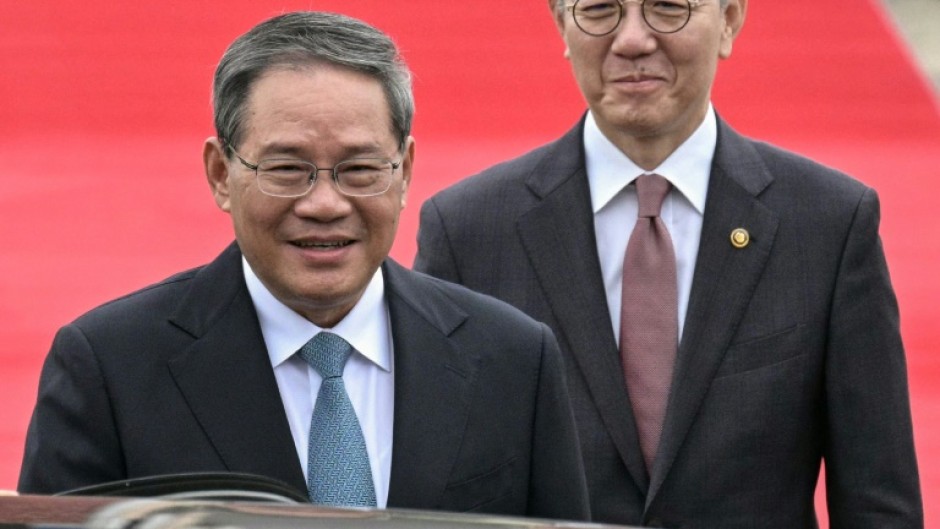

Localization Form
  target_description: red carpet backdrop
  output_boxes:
[2,1,938,526]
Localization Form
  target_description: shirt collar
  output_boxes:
[584,105,716,215]
[243,257,392,372]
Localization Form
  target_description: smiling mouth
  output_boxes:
[615,73,663,83]
[292,240,354,249]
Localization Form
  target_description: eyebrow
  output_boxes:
[256,143,307,158]
[256,141,394,160]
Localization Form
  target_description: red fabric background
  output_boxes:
[2,1,938,525]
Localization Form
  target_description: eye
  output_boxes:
[336,160,390,190]
[256,160,313,190]
[342,161,384,172]
[646,0,689,16]
[261,160,311,174]
[575,0,620,18]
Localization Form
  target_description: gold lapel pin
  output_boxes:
[730,228,750,249]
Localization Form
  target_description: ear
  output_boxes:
[398,136,416,210]
[550,0,572,59]
[204,137,232,213]
[551,0,566,33]
[548,0,565,24]
[719,0,747,59]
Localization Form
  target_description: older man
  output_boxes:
[415,0,922,527]
[19,12,589,520]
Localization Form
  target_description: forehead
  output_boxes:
[241,65,396,152]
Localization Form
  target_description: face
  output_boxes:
[554,0,745,156]
[204,64,414,327]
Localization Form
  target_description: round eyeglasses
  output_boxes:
[566,0,703,36]
[228,148,402,198]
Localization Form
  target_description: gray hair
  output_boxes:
[212,11,414,152]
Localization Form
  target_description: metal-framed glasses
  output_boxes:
[228,148,402,198]
[566,0,703,36]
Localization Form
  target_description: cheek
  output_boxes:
[230,192,288,240]
[227,178,258,214]
[575,47,605,75]
[366,200,404,242]
[566,38,605,80]
[669,42,718,86]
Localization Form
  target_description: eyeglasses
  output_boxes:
[228,148,402,198]
[565,0,703,36]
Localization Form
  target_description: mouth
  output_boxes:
[613,72,665,83]
[608,72,667,96]
[291,240,355,249]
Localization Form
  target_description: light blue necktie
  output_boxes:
[299,332,376,507]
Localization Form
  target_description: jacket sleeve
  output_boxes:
[823,188,923,528]
[527,322,591,521]
[18,324,125,494]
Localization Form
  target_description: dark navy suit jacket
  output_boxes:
[20,243,590,521]
[415,116,922,528]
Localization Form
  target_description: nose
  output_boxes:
[293,172,353,221]
[610,4,657,57]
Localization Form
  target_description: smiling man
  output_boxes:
[415,0,922,527]
[18,12,589,520]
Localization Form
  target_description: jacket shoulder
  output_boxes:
[716,121,874,213]
[67,265,203,334]
[432,121,584,204]
[386,261,547,339]
[722,121,871,197]
[757,141,867,188]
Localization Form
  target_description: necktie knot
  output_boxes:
[635,174,671,218]
[300,332,352,379]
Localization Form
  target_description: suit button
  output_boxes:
[646,518,663,527]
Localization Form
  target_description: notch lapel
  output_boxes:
[516,122,650,493]
[383,261,480,509]
[646,121,779,508]
[167,244,306,493]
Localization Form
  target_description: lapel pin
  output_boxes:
[730,228,750,249]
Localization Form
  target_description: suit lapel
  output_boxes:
[166,243,307,493]
[646,120,779,507]
[515,120,650,492]
[383,261,479,509]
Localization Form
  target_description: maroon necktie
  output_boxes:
[620,173,678,471]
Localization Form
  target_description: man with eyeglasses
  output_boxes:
[18,11,590,520]
[415,0,922,527]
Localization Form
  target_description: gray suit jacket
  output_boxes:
[414,117,922,528]
[19,243,590,521]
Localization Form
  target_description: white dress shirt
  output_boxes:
[243,258,394,507]
[585,106,717,344]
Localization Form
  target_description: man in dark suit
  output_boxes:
[18,11,589,520]
[415,0,922,527]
